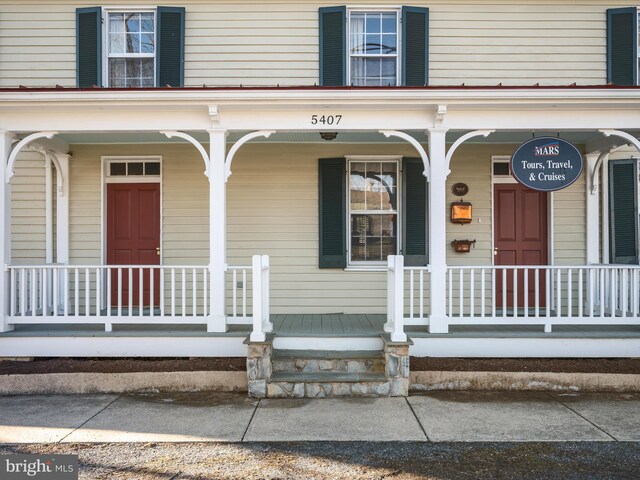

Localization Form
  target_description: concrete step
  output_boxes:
[272,349,384,360]
[271,372,387,383]
[271,349,386,374]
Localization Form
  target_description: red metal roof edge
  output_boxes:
[1,84,639,93]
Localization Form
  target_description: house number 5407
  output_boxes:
[311,114,342,125]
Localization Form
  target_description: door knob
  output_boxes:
[493,247,498,256]
[156,247,161,256]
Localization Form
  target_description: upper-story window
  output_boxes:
[76,6,184,88]
[348,11,399,86]
[319,6,428,87]
[106,11,156,88]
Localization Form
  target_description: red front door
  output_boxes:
[107,183,160,307]
[494,183,548,310]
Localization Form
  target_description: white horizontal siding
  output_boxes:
[1,1,638,87]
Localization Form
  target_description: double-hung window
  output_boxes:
[319,157,427,269]
[348,158,399,264]
[348,11,399,86]
[76,6,185,88]
[106,11,156,88]
[319,6,428,87]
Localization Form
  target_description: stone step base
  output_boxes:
[272,351,385,374]
[267,372,408,398]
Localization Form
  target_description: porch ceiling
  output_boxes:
[51,129,639,147]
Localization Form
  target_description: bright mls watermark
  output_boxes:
[1,455,78,479]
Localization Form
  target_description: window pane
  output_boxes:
[365,34,381,54]
[126,33,141,53]
[141,14,154,32]
[109,33,125,54]
[128,162,144,175]
[381,34,396,54]
[351,34,366,54]
[141,33,154,53]
[381,14,396,33]
[109,163,126,176]
[350,162,366,210]
[365,163,382,210]
[366,14,380,33]
[145,162,161,175]
[125,14,140,33]
[350,214,397,261]
[493,162,510,176]
[380,163,397,210]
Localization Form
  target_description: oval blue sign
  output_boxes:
[510,137,583,192]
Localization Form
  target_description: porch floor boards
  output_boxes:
[1,314,639,338]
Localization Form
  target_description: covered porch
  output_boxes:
[1,87,640,357]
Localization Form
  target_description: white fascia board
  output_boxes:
[1,88,640,107]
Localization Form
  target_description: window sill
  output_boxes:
[344,266,388,272]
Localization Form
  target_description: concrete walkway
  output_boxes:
[0,391,638,443]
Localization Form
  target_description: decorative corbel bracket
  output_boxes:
[379,130,430,181]
[445,130,494,171]
[225,130,276,181]
[160,130,211,178]
[435,105,447,128]
[6,131,58,183]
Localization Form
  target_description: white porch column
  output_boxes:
[428,128,449,333]
[208,129,228,332]
[585,153,601,264]
[54,153,70,264]
[0,131,13,332]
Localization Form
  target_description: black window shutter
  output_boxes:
[76,7,102,88]
[402,6,429,86]
[609,160,638,264]
[607,7,638,85]
[403,157,428,266]
[319,6,346,86]
[319,158,346,268]
[157,6,185,87]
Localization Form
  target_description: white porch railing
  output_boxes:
[387,256,640,335]
[446,265,640,331]
[6,255,271,335]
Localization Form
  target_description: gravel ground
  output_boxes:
[2,442,639,479]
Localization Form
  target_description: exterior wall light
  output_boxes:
[320,132,338,141]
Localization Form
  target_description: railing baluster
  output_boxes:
[491,269,496,317]
[567,269,573,318]
[622,269,629,317]
[117,268,123,317]
[523,268,528,318]
[85,268,90,317]
[409,269,415,319]
[96,268,101,317]
[633,269,639,317]
[556,269,561,317]
[150,268,154,317]
[139,267,144,317]
[52,268,58,317]
[578,269,583,318]
[599,268,605,318]
[182,268,187,316]
[19,268,26,316]
[545,269,551,318]
[160,268,165,317]
[29,268,36,316]
[610,268,617,316]
[533,268,540,318]
[502,268,507,317]
[128,267,133,316]
[171,269,176,317]
[480,268,485,318]
[448,268,453,317]
[232,269,237,318]
[242,268,247,318]
[192,268,197,317]
[41,268,47,316]
[203,268,208,317]
[419,269,424,320]
[513,267,518,317]
[470,269,475,317]
[459,268,464,318]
